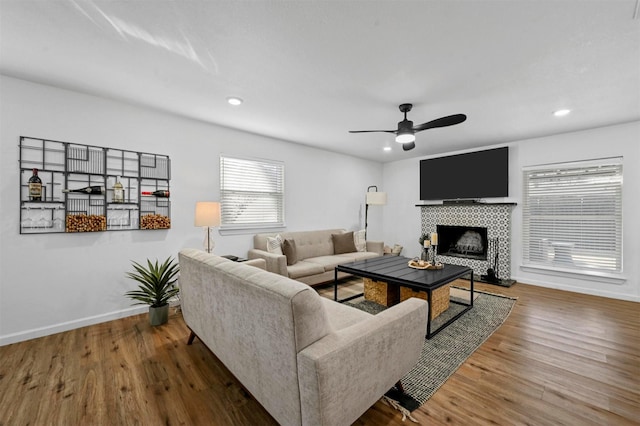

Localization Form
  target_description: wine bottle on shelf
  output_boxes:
[112,177,124,203]
[141,190,170,198]
[62,185,105,195]
[28,168,42,201]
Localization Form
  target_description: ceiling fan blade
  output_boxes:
[348,130,397,134]
[413,114,467,132]
[402,142,415,151]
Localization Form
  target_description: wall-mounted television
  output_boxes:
[420,147,509,201]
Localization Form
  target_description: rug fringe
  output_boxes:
[381,395,419,423]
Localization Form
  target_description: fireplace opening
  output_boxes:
[437,225,488,260]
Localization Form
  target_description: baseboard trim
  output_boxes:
[0,306,148,346]
[511,274,640,302]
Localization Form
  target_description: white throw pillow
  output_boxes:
[353,229,366,252]
[266,234,284,255]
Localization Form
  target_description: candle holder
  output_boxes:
[430,245,438,264]
[421,247,428,261]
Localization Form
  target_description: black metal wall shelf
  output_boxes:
[19,136,171,234]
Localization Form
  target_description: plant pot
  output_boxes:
[149,304,169,326]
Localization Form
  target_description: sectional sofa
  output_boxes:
[178,248,428,425]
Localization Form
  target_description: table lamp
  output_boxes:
[194,201,221,253]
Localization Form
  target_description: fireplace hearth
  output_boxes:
[437,225,488,261]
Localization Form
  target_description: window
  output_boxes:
[220,156,285,230]
[522,158,622,276]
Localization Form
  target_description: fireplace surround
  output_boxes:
[419,202,516,285]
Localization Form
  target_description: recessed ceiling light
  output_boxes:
[227,97,243,106]
[553,109,571,117]
[383,146,392,152]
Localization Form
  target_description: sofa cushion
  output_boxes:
[335,251,381,262]
[289,230,341,260]
[332,232,357,254]
[287,260,326,279]
[267,234,284,255]
[304,255,355,272]
[282,238,298,265]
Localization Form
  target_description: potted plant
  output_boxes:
[124,256,179,326]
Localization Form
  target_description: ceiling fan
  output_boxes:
[349,103,467,151]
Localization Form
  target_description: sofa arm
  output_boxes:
[297,298,428,426]
[243,258,266,270]
[247,249,288,276]
[366,240,384,255]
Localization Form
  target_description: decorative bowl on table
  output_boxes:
[408,258,443,270]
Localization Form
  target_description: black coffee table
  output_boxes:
[334,256,474,338]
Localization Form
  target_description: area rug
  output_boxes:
[347,289,516,416]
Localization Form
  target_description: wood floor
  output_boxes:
[1,281,638,425]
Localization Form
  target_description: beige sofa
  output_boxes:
[178,249,428,426]
[248,229,383,286]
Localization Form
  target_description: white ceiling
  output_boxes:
[1,0,639,162]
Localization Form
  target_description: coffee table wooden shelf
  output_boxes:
[334,256,473,338]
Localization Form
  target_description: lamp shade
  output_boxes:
[366,191,387,205]
[194,202,221,227]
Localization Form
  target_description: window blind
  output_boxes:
[522,158,622,274]
[220,156,285,229]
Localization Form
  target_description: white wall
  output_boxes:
[0,76,383,345]
[2,75,636,346]
[382,121,640,302]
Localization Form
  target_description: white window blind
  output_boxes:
[522,158,622,275]
[220,156,285,230]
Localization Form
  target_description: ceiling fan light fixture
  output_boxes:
[227,96,243,106]
[395,132,415,143]
[349,103,466,149]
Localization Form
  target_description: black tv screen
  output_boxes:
[420,147,509,201]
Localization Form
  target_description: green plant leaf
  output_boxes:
[124,256,180,307]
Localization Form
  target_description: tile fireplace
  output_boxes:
[419,202,516,285]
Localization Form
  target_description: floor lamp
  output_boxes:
[365,185,387,239]
[194,201,221,253]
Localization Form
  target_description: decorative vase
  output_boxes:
[149,304,169,326]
